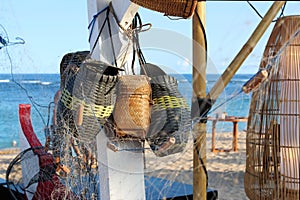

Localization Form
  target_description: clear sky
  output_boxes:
[0,1,299,74]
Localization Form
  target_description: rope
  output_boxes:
[195,9,208,66]
[88,6,109,43]
[106,10,118,67]
[0,24,25,49]
[247,1,287,22]
[90,7,110,55]
[131,12,151,75]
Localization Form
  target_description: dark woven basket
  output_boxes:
[59,51,90,88]
[54,51,89,158]
[57,59,119,143]
[112,75,151,139]
[147,75,190,156]
[131,0,197,18]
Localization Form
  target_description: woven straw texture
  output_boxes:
[57,59,118,144]
[113,75,151,139]
[146,75,190,157]
[131,0,197,18]
[245,16,300,200]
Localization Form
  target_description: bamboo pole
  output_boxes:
[192,2,207,200]
[207,1,286,101]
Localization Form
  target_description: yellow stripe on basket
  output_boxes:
[153,96,189,110]
[60,89,114,119]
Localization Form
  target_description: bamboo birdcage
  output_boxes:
[130,0,197,18]
[245,16,300,200]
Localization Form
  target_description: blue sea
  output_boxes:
[0,73,252,149]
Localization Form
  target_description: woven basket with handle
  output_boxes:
[131,0,197,18]
[57,59,119,143]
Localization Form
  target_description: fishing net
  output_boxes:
[6,70,196,200]
[245,15,300,200]
[6,146,80,200]
[142,64,191,157]
[53,58,120,199]
[4,6,214,200]
[5,147,40,200]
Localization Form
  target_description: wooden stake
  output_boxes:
[76,103,84,126]
[207,1,286,101]
[192,2,207,200]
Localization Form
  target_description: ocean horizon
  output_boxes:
[0,73,252,149]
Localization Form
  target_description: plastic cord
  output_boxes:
[88,6,109,43]
[247,1,287,22]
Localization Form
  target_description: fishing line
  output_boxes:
[247,1,287,22]
[164,7,212,188]
[0,24,25,49]
[207,90,243,116]
[0,24,53,127]
[165,16,184,20]
[201,25,300,121]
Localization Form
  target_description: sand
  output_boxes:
[206,131,248,200]
[0,131,249,200]
[0,148,19,180]
[144,131,248,200]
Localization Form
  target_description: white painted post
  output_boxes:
[96,131,145,200]
[87,0,139,66]
[86,1,145,199]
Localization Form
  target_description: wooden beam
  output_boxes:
[192,2,207,200]
[207,1,286,101]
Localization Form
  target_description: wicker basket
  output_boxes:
[245,16,300,200]
[140,63,190,156]
[147,74,190,157]
[112,75,151,139]
[57,59,119,143]
[131,0,197,18]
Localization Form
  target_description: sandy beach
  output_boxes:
[144,131,248,200]
[0,131,248,200]
[206,131,248,200]
[0,148,19,179]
